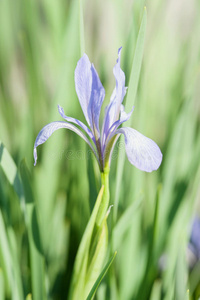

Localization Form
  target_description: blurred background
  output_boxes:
[0,0,200,299]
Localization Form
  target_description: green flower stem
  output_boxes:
[96,168,110,227]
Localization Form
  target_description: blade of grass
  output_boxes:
[0,141,25,207]
[112,194,143,249]
[175,243,188,300]
[0,142,24,299]
[34,0,81,255]
[68,186,104,300]
[149,280,161,300]
[20,159,47,300]
[136,185,162,299]
[0,208,23,300]
[113,7,147,223]
[86,251,117,300]
[0,268,5,300]
[26,294,32,300]
[79,0,85,55]
[0,211,12,297]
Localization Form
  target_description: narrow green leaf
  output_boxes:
[85,221,108,297]
[26,294,32,300]
[113,7,147,223]
[112,195,143,249]
[0,268,5,300]
[86,251,117,300]
[0,142,24,300]
[34,0,81,255]
[79,0,85,55]
[20,160,47,300]
[0,210,11,297]
[0,141,24,205]
[189,260,200,295]
[136,185,162,299]
[0,210,23,300]
[125,7,147,113]
[69,186,104,300]
[149,280,161,300]
[187,289,189,300]
[147,184,162,265]
[175,245,188,300]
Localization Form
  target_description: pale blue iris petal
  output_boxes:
[114,127,163,172]
[103,105,134,152]
[101,100,116,148]
[75,55,105,139]
[105,88,117,127]
[57,105,96,143]
[33,121,99,166]
[112,47,126,120]
[74,54,92,126]
[88,64,105,138]
[111,105,134,131]
[101,47,127,145]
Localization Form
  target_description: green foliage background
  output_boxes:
[0,0,200,299]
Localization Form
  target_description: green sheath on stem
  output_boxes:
[96,169,110,227]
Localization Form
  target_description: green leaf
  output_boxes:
[68,186,104,300]
[0,141,24,205]
[85,220,108,297]
[79,0,85,55]
[26,294,32,300]
[149,280,161,300]
[112,195,143,249]
[0,265,5,300]
[86,251,117,300]
[0,142,24,300]
[0,210,12,298]
[20,160,47,300]
[113,7,147,223]
[125,7,147,113]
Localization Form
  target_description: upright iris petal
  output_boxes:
[74,54,92,126]
[101,47,127,147]
[75,54,105,140]
[89,65,105,139]
[104,47,126,130]
[112,47,126,115]
[34,48,162,173]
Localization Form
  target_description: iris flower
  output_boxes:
[34,48,162,172]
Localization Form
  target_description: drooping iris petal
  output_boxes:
[57,105,96,143]
[33,121,99,166]
[75,54,92,126]
[75,55,105,139]
[114,127,163,172]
